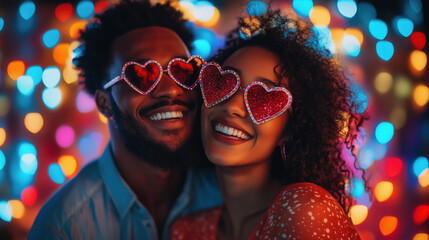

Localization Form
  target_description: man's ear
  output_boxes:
[95,89,112,118]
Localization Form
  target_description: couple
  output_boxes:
[29,0,365,239]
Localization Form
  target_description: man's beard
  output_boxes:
[110,95,202,170]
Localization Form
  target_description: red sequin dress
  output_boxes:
[171,182,360,240]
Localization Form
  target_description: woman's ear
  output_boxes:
[95,89,112,118]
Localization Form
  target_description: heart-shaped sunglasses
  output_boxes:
[103,55,205,94]
[199,62,293,124]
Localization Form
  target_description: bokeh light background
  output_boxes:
[0,0,428,239]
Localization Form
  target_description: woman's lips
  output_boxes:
[211,119,253,145]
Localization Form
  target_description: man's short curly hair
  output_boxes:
[73,0,194,95]
[211,9,368,213]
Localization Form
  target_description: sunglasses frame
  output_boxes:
[103,55,205,94]
[200,63,293,125]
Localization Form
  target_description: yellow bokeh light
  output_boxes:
[418,169,429,187]
[0,95,11,117]
[309,6,331,27]
[198,7,220,27]
[0,128,5,147]
[24,113,44,134]
[389,107,407,129]
[379,216,398,236]
[394,76,412,99]
[7,60,25,80]
[63,64,79,84]
[345,28,364,45]
[53,43,71,65]
[349,205,368,225]
[8,200,25,219]
[58,155,78,177]
[410,50,427,72]
[98,112,108,124]
[414,233,429,240]
[70,21,87,39]
[413,84,429,107]
[331,28,345,49]
[374,181,394,202]
[374,72,393,94]
[178,1,195,21]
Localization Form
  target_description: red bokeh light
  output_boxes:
[410,32,426,50]
[413,205,429,225]
[384,157,403,178]
[21,186,38,207]
[95,1,109,14]
[55,3,74,22]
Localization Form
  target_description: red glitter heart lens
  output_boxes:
[124,62,162,93]
[199,63,240,107]
[168,56,205,90]
[244,81,293,124]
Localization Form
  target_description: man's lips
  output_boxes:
[211,119,253,140]
[138,99,195,121]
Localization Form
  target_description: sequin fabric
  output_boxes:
[170,182,361,240]
[245,82,292,124]
[200,63,240,107]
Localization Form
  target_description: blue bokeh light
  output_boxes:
[192,39,212,59]
[48,163,66,184]
[292,0,313,18]
[194,1,215,22]
[337,0,357,18]
[42,87,62,109]
[19,1,36,20]
[357,2,376,24]
[17,75,34,96]
[0,201,12,222]
[0,17,4,32]
[18,141,37,157]
[19,153,38,175]
[246,0,267,17]
[77,1,95,19]
[342,34,361,57]
[350,83,368,114]
[0,150,6,171]
[26,65,43,86]
[78,135,99,159]
[376,41,394,61]
[351,178,365,198]
[375,122,394,144]
[413,156,428,177]
[357,146,375,170]
[396,17,414,37]
[409,0,422,13]
[42,29,60,48]
[369,19,388,40]
[42,66,61,88]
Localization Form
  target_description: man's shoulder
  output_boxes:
[29,159,106,237]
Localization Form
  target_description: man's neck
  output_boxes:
[110,130,186,236]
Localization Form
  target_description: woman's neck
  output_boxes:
[216,162,283,240]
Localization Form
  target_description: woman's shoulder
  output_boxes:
[170,206,222,240]
[256,182,359,240]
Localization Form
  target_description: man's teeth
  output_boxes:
[150,111,183,120]
[214,123,250,140]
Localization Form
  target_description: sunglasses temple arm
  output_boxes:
[103,76,121,89]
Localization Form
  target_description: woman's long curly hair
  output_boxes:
[211,9,368,213]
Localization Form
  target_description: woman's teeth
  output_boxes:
[214,123,251,140]
[150,111,183,121]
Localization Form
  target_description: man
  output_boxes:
[28,1,222,239]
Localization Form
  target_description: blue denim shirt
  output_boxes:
[28,144,223,240]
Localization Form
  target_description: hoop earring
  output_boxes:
[281,144,287,161]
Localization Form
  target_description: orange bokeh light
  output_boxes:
[379,216,398,236]
[7,60,25,80]
[70,21,87,39]
[53,43,71,65]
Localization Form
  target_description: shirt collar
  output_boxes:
[98,143,136,218]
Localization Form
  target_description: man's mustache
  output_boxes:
[138,99,196,116]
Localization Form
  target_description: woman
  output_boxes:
[171,7,367,240]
